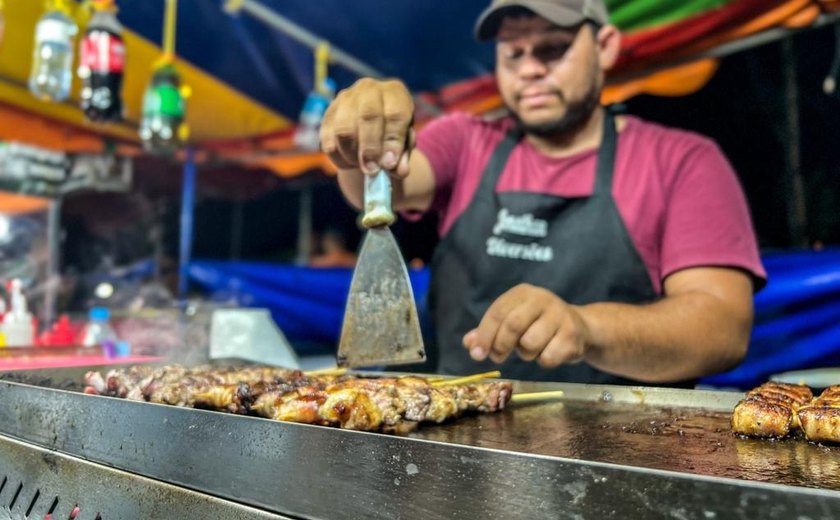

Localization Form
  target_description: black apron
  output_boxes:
[428,111,684,385]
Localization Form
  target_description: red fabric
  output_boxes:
[615,0,789,70]
[415,113,766,293]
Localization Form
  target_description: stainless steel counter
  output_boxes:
[0,367,838,519]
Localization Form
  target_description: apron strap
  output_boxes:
[593,110,618,196]
[476,110,618,199]
[473,126,522,199]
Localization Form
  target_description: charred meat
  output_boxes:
[732,382,812,438]
[83,365,513,433]
[798,385,840,444]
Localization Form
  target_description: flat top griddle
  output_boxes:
[412,396,840,491]
[1,365,838,520]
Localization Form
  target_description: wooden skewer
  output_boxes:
[304,367,348,377]
[510,390,565,403]
[432,371,502,387]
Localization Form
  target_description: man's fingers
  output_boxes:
[381,80,414,171]
[489,305,542,364]
[471,297,515,361]
[537,328,584,369]
[321,92,361,168]
[517,315,558,361]
[356,86,385,174]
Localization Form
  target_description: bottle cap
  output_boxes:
[89,306,110,321]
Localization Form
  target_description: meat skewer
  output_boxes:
[83,365,513,433]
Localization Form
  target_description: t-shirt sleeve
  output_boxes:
[415,113,471,214]
[660,140,767,290]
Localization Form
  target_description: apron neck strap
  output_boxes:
[593,109,617,195]
[476,108,618,198]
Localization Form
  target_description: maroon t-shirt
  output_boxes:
[415,113,766,294]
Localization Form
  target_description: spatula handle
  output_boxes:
[361,170,395,228]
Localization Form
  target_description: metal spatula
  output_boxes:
[337,170,426,368]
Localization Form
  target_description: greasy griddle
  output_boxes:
[412,395,840,491]
[1,366,839,519]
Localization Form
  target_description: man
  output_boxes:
[320,0,766,385]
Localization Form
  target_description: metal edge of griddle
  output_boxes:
[0,434,290,520]
[0,378,838,520]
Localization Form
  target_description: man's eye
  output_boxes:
[502,48,525,61]
[534,43,571,62]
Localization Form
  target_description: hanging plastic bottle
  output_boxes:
[29,0,78,102]
[0,0,6,50]
[139,0,188,154]
[294,78,336,151]
[139,62,189,154]
[294,42,335,151]
[79,0,125,122]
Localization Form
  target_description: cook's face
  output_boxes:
[495,16,601,130]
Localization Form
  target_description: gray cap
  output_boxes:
[475,0,609,41]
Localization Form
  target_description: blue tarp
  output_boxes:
[188,248,840,388]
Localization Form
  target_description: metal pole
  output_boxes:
[43,197,62,328]
[781,37,809,247]
[228,0,441,116]
[230,196,244,261]
[296,185,312,266]
[178,148,197,297]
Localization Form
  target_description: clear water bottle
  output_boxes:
[29,5,78,102]
[81,307,118,350]
[294,78,336,151]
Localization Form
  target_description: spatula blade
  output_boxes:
[337,228,425,368]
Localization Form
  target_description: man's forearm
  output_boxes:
[578,291,752,383]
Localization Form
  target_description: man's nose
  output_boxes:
[516,52,549,78]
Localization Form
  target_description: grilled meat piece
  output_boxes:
[798,386,840,444]
[747,382,812,408]
[252,385,329,425]
[250,376,514,431]
[731,398,794,438]
[732,382,812,438]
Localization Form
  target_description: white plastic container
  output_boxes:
[81,306,118,349]
[3,280,34,347]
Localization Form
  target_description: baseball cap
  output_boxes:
[475,0,610,41]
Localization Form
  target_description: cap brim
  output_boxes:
[474,2,587,41]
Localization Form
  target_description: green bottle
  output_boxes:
[139,63,189,154]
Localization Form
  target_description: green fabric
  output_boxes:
[606,0,736,32]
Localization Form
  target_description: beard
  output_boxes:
[507,84,601,139]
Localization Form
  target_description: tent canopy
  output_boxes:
[0,0,837,174]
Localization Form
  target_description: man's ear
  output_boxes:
[597,24,621,71]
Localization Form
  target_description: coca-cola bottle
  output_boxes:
[78,0,125,122]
